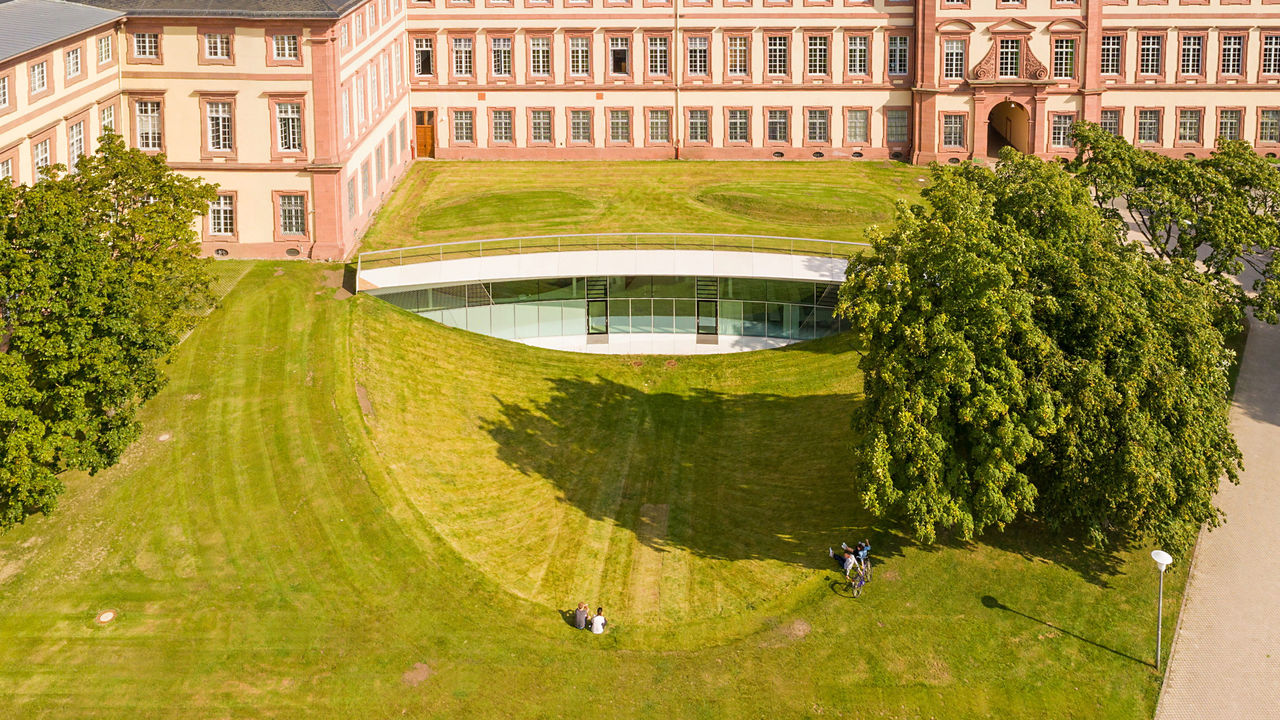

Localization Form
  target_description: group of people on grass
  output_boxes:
[829,540,871,579]
[574,602,607,634]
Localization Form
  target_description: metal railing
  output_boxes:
[356,233,870,287]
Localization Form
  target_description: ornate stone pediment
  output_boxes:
[937,19,977,33]
[971,38,1051,82]
[986,18,1036,35]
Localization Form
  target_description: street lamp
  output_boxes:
[1152,549,1173,670]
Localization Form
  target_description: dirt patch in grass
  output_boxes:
[628,504,670,618]
[402,662,434,687]
[355,384,375,419]
[759,618,811,648]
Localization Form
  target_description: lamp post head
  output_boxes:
[1152,550,1173,572]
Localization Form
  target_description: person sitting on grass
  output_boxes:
[828,546,857,578]
[575,601,589,630]
[591,607,607,634]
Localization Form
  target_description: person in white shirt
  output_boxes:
[591,607,607,634]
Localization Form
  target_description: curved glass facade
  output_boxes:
[376,276,845,341]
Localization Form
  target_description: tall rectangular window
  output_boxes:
[570,37,590,75]
[276,102,302,151]
[688,37,708,75]
[492,109,513,141]
[767,36,789,75]
[999,39,1021,78]
[33,139,49,170]
[453,110,473,141]
[208,100,233,151]
[531,110,552,141]
[31,61,47,93]
[1053,38,1076,79]
[767,109,789,142]
[100,105,114,132]
[68,122,84,166]
[0,159,10,181]
[414,38,434,75]
[886,109,909,144]
[943,39,965,80]
[1177,109,1202,143]
[727,36,748,76]
[347,178,356,218]
[66,48,81,78]
[570,109,591,141]
[340,91,349,138]
[609,109,630,142]
[1219,109,1242,140]
[136,100,161,149]
[98,35,112,64]
[491,37,512,76]
[728,109,749,141]
[274,35,299,61]
[1050,114,1074,147]
[209,195,234,235]
[1137,109,1161,143]
[453,37,473,76]
[942,115,965,147]
[688,109,708,141]
[530,37,551,75]
[648,37,668,75]
[1139,35,1163,75]
[0,77,8,108]
[610,37,629,74]
[1261,110,1280,143]
[807,36,828,75]
[392,43,402,87]
[134,33,158,59]
[354,78,365,123]
[846,109,869,143]
[205,33,230,60]
[888,36,909,76]
[1180,36,1203,76]
[1220,35,1243,75]
[1265,36,1280,74]
[1100,109,1120,136]
[807,109,829,142]
[648,109,670,142]
[361,162,370,197]
[280,194,306,235]
[847,36,868,75]
[340,25,348,50]
[1100,36,1122,75]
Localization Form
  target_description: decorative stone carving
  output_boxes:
[968,36,1052,82]
[1023,49,1050,80]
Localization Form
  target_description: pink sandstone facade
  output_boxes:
[3,0,1280,259]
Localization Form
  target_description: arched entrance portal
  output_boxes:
[988,101,1030,155]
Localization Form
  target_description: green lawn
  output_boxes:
[359,161,929,256]
[0,263,1183,718]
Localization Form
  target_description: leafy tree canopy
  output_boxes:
[0,134,216,530]
[839,151,1241,554]
[1071,122,1280,325]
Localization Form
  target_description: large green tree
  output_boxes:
[839,151,1240,554]
[0,134,216,530]
[1071,122,1280,324]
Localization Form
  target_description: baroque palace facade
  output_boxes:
[1,0,1279,258]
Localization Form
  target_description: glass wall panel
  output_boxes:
[490,279,542,303]
[491,304,516,338]
[466,305,491,335]
[630,299,653,333]
[565,301,588,334]
[768,280,816,305]
[538,302,563,336]
[696,300,717,334]
[610,276,653,298]
[609,299,631,333]
[720,277,768,301]
[424,309,445,325]
[675,300,697,334]
[765,303,787,338]
[792,304,816,340]
[514,303,540,338]
[742,302,768,336]
[651,276,696,299]
[652,299,676,333]
[539,277,585,300]
[719,300,742,335]
[441,307,468,329]
[586,300,607,335]
[813,307,837,337]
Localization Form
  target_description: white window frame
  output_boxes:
[942,115,965,148]
[209,195,235,236]
[530,37,551,76]
[453,37,473,76]
[847,36,868,75]
[273,34,299,61]
[942,39,964,80]
[276,102,302,152]
[1052,38,1076,79]
[1050,114,1074,147]
[1180,36,1203,76]
[648,109,670,142]
[66,48,81,78]
[30,61,47,93]
[807,108,829,143]
[767,36,788,75]
[609,109,630,142]
[1220,35,1243,75]
[728,109,749,142]
[688,109,709,141]
[648,36,669,76]
[767,109,789,142]
[453,109,473,142]
[33,138,50,170]
[134,33,158,59]
[491,37,512,77]
[280,194,306,235]
[1100,36,1121,76]
[727,36,748,76]
[687,37,708,76]
[205,33,230,60]
[998,39,1021,78]
[807,36,828,76]
[1177,109,1202,143]
[846,109,868,144]
[208,100,233,151]
[136,100,161,150]
[492,109,513,141]
[531,109,552,142]
[97,35,113,64]
[415,37,434,76]
[569,37,590,76]
[1139,36,1163,75]
[888,36,909,76]
[570,109,591,142]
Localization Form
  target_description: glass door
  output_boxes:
[696,300,717,335]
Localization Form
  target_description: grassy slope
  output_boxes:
[0,264,1184,718]
[359,161,929,253]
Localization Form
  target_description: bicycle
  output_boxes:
[846,564,869,598]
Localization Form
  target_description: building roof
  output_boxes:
[0,0,123,63]
[71,0,365,19]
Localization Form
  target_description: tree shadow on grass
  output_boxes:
[981,594,1152,667]
[481,375,909,571]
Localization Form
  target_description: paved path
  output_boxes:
[1155,317,1280,719]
